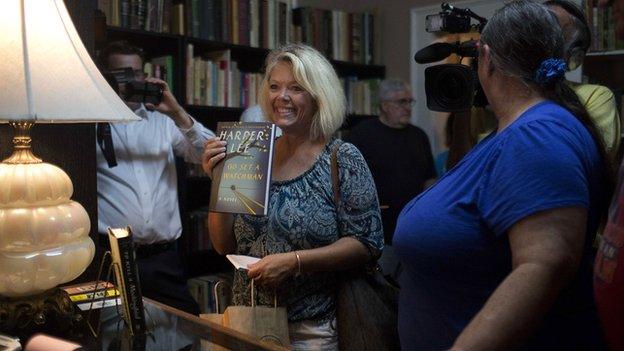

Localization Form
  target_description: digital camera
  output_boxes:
[414,3,488,112]
[103,68,163,105]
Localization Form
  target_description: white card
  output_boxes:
[226,254,261,270]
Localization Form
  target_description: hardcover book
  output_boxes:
[209,121,276,215]
[61,280,121,311]
[108,226,147,335]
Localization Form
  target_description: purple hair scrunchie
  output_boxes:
[534,58,567,85]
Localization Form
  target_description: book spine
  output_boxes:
[111,234,146,335]
[120,236,146,335]
[69,288,119,302]
[77,297,123,311]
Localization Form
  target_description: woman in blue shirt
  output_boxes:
[394,1,612,350]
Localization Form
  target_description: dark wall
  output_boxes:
[0,0,101,282]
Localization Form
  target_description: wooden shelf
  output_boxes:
[105,26,385,76]
[105,26,181,57]
[586,49,624,57]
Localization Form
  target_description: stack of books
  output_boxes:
[61,281,121,311]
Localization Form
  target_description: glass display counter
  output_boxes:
[71,298,289,351]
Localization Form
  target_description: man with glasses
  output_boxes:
[346,79,435,284]
[96,41,214,314]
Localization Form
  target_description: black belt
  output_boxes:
[135,241,175,258]
[99,235,176,258]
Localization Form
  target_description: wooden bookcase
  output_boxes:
[98,9,386,277]
[582,3,624,114]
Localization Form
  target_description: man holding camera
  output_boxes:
[96,41,214,314]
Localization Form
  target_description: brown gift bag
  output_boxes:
[201,280,291,350]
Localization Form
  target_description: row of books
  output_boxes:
[99,0,379,65]
[343,77,381,116]
[99,0,293,49]
[99,0,180,34]
[188,273,232,314]
[292,8,376,65]
[61,281,121,312]
[186,0,293,49]
[584,0,624,52]
[182,208,212,253]
[186,46,262,108]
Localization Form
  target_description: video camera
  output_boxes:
[415,3,488,112]
[103,68,163,105]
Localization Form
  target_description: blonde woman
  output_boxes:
[202,44,383,350]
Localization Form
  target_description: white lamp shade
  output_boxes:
[0,0,140,123]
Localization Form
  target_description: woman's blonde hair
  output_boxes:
[259,44,346,141]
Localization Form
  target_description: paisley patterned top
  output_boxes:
[231,139,384,322]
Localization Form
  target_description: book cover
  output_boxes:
[108,226,147,336]
[209,121,276,215]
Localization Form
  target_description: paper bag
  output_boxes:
[201,280,290,349]
[222,305,290,347]
[200,313,228,351]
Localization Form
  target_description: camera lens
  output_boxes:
[425,64,476,112]
[438,70,467,100]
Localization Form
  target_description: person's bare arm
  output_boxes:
[247,237,370,287]
[207,212,236,254]
[450,207,586,351]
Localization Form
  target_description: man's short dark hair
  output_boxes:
[545,0,592,54]
[98,40,145,68]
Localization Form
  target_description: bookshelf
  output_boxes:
[582,2,624,119]
[96,1,386,278]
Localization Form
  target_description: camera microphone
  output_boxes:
[414,42,454,64]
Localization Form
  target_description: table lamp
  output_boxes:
[0,0,140,332]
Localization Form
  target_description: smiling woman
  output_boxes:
[202,44,384,350]
[259,44,346,142]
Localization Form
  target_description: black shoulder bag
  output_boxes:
[330,142,400,351]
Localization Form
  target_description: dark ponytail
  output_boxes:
[543,81,615,210]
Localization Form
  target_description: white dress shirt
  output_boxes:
[97,106,214,244]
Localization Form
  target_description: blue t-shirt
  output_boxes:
[393,101,605,350]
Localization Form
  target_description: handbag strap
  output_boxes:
[330,140,343,206]
[331,140,376,264]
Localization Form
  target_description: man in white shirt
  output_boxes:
[97,41,214,314]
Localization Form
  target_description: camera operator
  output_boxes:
[443,1,620,172]
[394,1,611,349]
[96,40,215,315]
[594,0,624,350]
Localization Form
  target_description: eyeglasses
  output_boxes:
[385,98,416,108]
